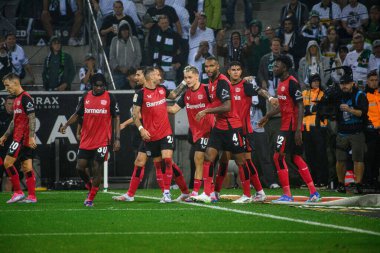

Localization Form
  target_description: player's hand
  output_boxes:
[76,134,81,141]
[269,97,279,107]
[0,135,7,146]
[29,137,37,149]
[258,116,269,128]
[295,129,302,146]
[196,110,207,121]
[113,139,120,152]
[140,128,151,141]
[243,76,254,82]
[60,124,67,134]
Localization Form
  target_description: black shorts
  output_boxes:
[77,146,109,162]
[193,137,209,152]
[138,141,146,153]
[208,127,246,154]
[144,135,175,157]
[275,131,303,155]
[6,140,34,162]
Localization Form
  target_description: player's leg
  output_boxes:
[272,132,293,202]
[214,151,230,194]
[244,151,267,202]
[172,162,190,199]
[76,150,91,191]
[203,147,218,196]
[20,156,37,203]
[161,149,173,200]
[4,140,24,203]
[193,151,204,194]
[232,152,252,203]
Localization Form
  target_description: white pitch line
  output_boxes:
[105,192,380,237]
[0,231,352,237]
[0,208,197,212]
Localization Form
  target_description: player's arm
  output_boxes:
[132,90,151,140]
[0,120,14,146]
[243,76,278,106]
[289,79,304,145]
[22,95,37,148]
[60,95,85,133]
[110,94,120,151]
[258,106,281,128]
[168,93,185,114]
[167,81,187,99]
[120,118,134,130]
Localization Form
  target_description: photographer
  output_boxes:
[335,68,368,194]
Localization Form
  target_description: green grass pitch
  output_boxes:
[0,189,379,253]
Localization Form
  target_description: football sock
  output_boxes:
[88,186,99,201]
[193,179,202,193]
[5,166,22,193]
[215,162,228,193]
[154,161,164,192]
[25,170,36,197]
[127,166,145,197]
[293,155,316,194]
[273,152,291,196]
[238,163,251,197]
[172,163,189,194]
[246,159,263,192]
[163,158,173,191]
[202,161,213,196]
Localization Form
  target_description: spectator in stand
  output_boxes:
[320,26,341,67]
[280,0,309,30]
[144,0,182,36]
[216,30,247,70]
[0,0,20,36]
[341,0,369,38]
[156,65,176,90]
[302,73,329,187]
[109,20,141,90]
[311,0,342,27]
[5,33,35,84]
[204,0,222,32]
[41,0,83,46]
[100,1,137,53]
[0,44,12,88]
[244,19,271,76]
[343,32,372,87]
[331,45,349,83]
[188,11,215,66]
[364,5,380,43]
[193,40,212,84]
[42,36,75,91]
[258,38,294,97]
[264,26,276,42]
[301,10,327,44]
[79,53,102,91]
[225,0,253,29]
[298,40,330,89]
[147,15,182,84]
[369,39,380,76]
[278,14,306,70]
[364,70,380,189]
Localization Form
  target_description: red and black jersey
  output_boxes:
[177,83,214,142]
[13,91,34,146]
[232,79,260,134]
[208,74,242,130]
[133,85,172,142]
[76,90,119,150]
[277,75,304,131]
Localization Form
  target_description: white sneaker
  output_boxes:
[68,37,78,46]
[191,192,211,203]
[232,195,252,204]
[185,192,198,202]
[174,193,190,202]
[160,192,172,203]
[112,194,134,202]
[252,192,267,202]
[269,183,281,189]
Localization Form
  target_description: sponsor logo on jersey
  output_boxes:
[221,89,229,99]
[295,90,302,98]
[187,96,190,100]
[146,98,166,107]
[234,95,241,101]
[278,95,287,100]
[17,101,20,105]
[26,102,34,109]
[147,94,152,98]
[198,94,203,99]
[14,108,23,114]
[101,100,107,105]
[235,88,241,92]
[186,103,206,109]
[281,86,285,92]
[85,100,90,104]
[85,108,108,114]
[159,90,164,95]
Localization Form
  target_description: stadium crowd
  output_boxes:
[0,0,380,203]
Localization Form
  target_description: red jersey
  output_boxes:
[133,85,172,142]
[13,91,34,145]
[177,84,214,142]
[76,90,119,150]
[232,79,260,134]
[208,74,242,130]
[277,75,304,131]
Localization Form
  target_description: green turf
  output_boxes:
[0,189,379,253]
